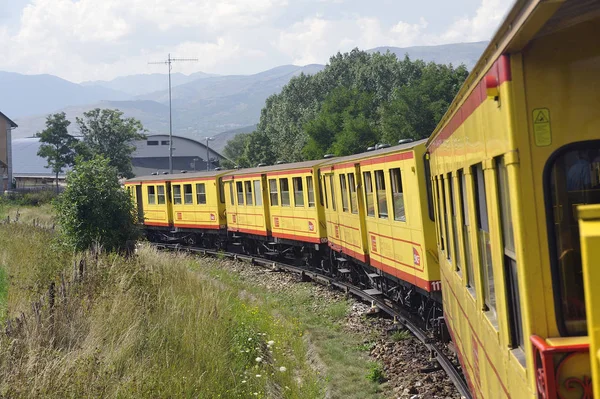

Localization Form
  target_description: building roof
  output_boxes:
[0,111,17,128]
[12,138,68,177]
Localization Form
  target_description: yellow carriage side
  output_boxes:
[223,171,270,237]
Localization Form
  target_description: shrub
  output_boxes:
[391,329,411,342]
[366,363,386,383]
[55,156,140,252]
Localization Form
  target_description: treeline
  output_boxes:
[222,49,468,168]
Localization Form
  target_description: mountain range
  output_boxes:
[3,41,488,153]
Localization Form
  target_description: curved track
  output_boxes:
[152,242,471,398]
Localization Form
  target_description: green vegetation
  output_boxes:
[55,156,139,252]
[0,267,7,322]
[223,49,468,166]
[0,224,322,398]
[366,363,386,384]
[391,329,412,342]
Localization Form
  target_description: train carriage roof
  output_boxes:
[126,169,230,183]
[320,139,427,167]
[222,159,328,177]
[426,0,600,147]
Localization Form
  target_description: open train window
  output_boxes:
[157,185,165,205]
[306,176,315,208]
[322,175,329,209]
[280,178,290,206]
[236,181,244,205]
[496,157,523,350]
[473,163,496,317]
[435,177,445,251]
[173,185,182,205]
[148,186,156,205]
[458,170,475,294]
[340,174,349,212]
[348,173,358,214]
[544,142,600,336]
[184,184,193,204]
[229,182,234,206]
[328,174,337,211]
[363,172,375,217]
[269,179,278,206]
[424,153,435,221]
[374,170,388,219]
[196,183,206,205]
[448,174,460,270]
[253,180,262,206]
[390,168,406,222]
[293,177,304,207]
[218,178,225,204]
[245,181,253,206]
[441,176,451,261]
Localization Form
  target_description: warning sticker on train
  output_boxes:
[533,108,551,147]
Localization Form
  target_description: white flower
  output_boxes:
[248,338,252,341]
[256,374,262,378]
[242,380,247,384]
[255,357,262,363]
[253,393,258,396]
[267,340,275,346]
[279,366,287,372]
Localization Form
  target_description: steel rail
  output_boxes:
[152,242,471,398]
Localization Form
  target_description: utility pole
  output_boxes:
[205,137,214,171]
[149,54,198,174]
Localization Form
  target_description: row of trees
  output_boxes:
[37,108,146,192]
[222,50,468,167]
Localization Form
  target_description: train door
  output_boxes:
[578,204,600,396]
[322,172,340,250]
[135,184,144,222]
[165,182,174,228]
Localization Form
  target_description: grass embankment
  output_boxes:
[0,223,322,398]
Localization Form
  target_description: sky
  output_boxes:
[0,0,514,83]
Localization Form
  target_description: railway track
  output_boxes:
[152,242,471,398]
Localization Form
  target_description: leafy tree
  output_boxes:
[244,131,276,167]
[36,112,78,193]
[55,156,140,252]
[76,109,146,178]
[221,133,251,169]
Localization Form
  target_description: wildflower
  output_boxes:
[267,340,275,346]
[248,338,252,341]
[256,374,262,378]
[253,393,258,396]
[242,380,247,384]
[255,357,262,363]
[279,366,287,372]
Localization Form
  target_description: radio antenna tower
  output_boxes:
[149,54,198,174]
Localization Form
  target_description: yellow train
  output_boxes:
[125,0,600,397]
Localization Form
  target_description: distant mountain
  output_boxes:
[0,71,131,118]
[368,41,488,70]
[81,71,218,96]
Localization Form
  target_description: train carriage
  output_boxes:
[426,0,600,397]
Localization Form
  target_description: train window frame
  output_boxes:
[183,184,193,204]
[280,178,291,207]
[236,181,244,205]
[472,163,497,321]
[328,174,337,211]
[229,182,235,206]
[458,170,476,296]
[293,177,304,207]
[441,176,451,261]
[363,171,375,217]
[196,183,206,205]
[245,180,253,206]
[348,173,358,214]
[424,153,435,221]
[496,156,524,351]
[306,176,315,208]
[374,170,388,219]
[173,184,182,205]
[435,177,446,251]
[157,185,165,205]
[340,174,349,212]
[322,175,329,209]
[269,179,279,206]
[543,140,600,337]
[218,178,225,204]
[449,173,460,271]
[148,185,156,205]
[389,168,406,222]
[253,180,262,206]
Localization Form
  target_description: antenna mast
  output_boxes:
[149,54,198,174]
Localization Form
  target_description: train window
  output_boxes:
[441,177,451,260]
[219,178,225,204]
[348,173,358,214]
[390,168,406,222]
[322,176,329,209]
[229,182,234,206]
[269,179,278,206]
[293,177,304,207]
[253,180,262,206]
[148,186,156,205]
[306,176,315,208]
[435,178,445,251]
[236,181,244,205]
[375,170,388,219]
[196,183,206,204]
[424,153,435,221]
[280,178,290,206]
[245,181,253,206]
[173,185,182,205]
[449,174,460,270]
[545,143,600,336]
[340,174,349,212]
[364,171,375,217]
[328,174,337,211]
[459,170,475,294]
[157,185,165,205]
[496,157,523,349]
[473,163,495,316]
[184,184,193,204]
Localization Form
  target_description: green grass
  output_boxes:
[391,329,411,342]
[0,267,7,322]
[0,225,323,398]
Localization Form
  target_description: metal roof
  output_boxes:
[126,169,231,183]
[320,139,426,166]
[222,159,330,177]
[12,137,67,176]
[0,111,17,128]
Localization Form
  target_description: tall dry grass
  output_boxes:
[0,224,322,398]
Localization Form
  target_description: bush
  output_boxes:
[55,156,140,252]
[366,363,386,383]
[0,190,57,207]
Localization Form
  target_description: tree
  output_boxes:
[221,133,251,169]
[55,156,140,252]
[36,112,78,193]
[76,109,146,178]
